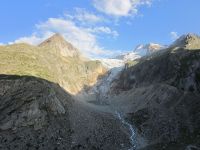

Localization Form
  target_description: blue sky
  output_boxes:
[0,0,200,57]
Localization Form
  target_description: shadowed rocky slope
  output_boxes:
[0,75,72,150]
[0,75,131,150]
[111,35,200,149]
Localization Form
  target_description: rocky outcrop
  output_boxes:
[0,75,73,150]
[171,33,200,50]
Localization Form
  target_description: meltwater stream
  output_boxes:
[115,111,137,150]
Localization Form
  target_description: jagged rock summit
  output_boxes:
[39,33,80,57]
[171,33,200,49]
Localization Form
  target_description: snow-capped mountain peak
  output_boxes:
[134,43,165,56]
[114,43,164,62]
[117,52,141,62]
[91,42,165,100]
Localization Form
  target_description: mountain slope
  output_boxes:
[0,75,131,150]
[110,34,200,149]
[0,34,106,94]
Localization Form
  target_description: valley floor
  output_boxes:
[72,92,147,150]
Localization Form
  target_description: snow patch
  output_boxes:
[91,42,165,101]
[98,58,124,69]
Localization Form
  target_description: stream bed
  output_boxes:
[115,111,137,150]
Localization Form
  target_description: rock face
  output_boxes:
[171,33,200,50]
[111,36,200,149]
[0,75,72,150]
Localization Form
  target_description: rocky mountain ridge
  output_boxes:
[171,33,200,50]
[110,33,200,149]
[0,34,106,94]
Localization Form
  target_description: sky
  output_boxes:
[0,0,200,58]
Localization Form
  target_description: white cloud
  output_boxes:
[170,32,179,40]
[64,8,107,26]
[0,43,4,46]
[14,18,117,58]
[73,8,104,24]
[12,6,123,58]
[93,0,152,17]
[87,26,119,37]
